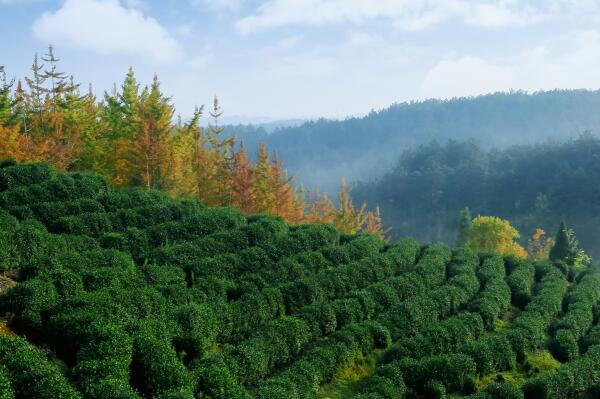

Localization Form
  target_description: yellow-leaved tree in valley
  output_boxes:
[466,215,528,258]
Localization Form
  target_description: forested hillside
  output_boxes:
[0,162,599,399]
[353,135,600,259]
[232,90,600,190]
[0,51,383,237]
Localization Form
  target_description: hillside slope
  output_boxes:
[0,163,598,399]
[353,135,600,259]
[233,90,600,190]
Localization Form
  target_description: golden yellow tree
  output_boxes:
[230,141,254,213]
[166,111,203,199]
[467,215,527,258]
[333,180,368,235]
[268,151,304,223]
[130,77,174,189]
[302,190,336,225]
[362,207,388,239]
[251,143,275,213]
[0,124,22,161]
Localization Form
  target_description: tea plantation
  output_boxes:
[0,162,598,399]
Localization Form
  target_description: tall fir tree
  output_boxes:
[549,221,572,262]
[41,45,67,107]
[131,75,174,189]
[0,66,14,126]
[456,207,472,247]
[23,53,47,137]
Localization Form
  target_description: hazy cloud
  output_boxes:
[32,0,183,64]
[236,0,552,34]
[420,30,600,99]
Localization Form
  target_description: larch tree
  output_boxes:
[303,190,336,225]
[0,66,14,126]
[196,96,234,206]
[252,143,275,213]
[23,54,47,138]
[0,68,21,160]
[269,151,303,223]
[0,50,387,237]
[333,180,367,235]
[230,141,254,213]
[131,75,174,189]
[363,207,387,239]
[167,107,204,199]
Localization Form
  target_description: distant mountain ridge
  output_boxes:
[229,89,600,191]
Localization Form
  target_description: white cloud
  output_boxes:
[190,0,242,12]
[420,30,600,99]
[188,53,214,69]
[32,0,183,64]
[236,0,554,34]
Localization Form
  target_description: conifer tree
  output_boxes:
[456,207,472,247]
[252,143,274,212]
[23,54,47,137]
[131,75,174,189]
[549,221,572,262]
[269,151,303,223]
[549,221,591,268]
[230,141,254,213]
[15,81,28,134]
[304,190,336,225]
[167,108,204,199]
[206,96,234,205]
[101,67,141,185]
[0,50,387,237]
[41,45,67,106]
[363,207,387,239]
[334,180,367,235]
[0,67,16,129]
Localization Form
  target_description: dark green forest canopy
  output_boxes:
[353,134,600,259]
[231,90,600,190]
[0,162,599,399]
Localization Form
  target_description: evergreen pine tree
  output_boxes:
[40,45,67,106]
[549,221,572,262]
[24,54,47,137]
[456,207,472,247]
[0,66,14,126]
[132,75,174,189]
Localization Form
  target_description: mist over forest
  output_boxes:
[230,90,600,191]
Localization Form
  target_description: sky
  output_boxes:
[2,0,600,120]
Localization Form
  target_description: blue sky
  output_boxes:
[2,0,600,120]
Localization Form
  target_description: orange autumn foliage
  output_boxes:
[0,51,387,238]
